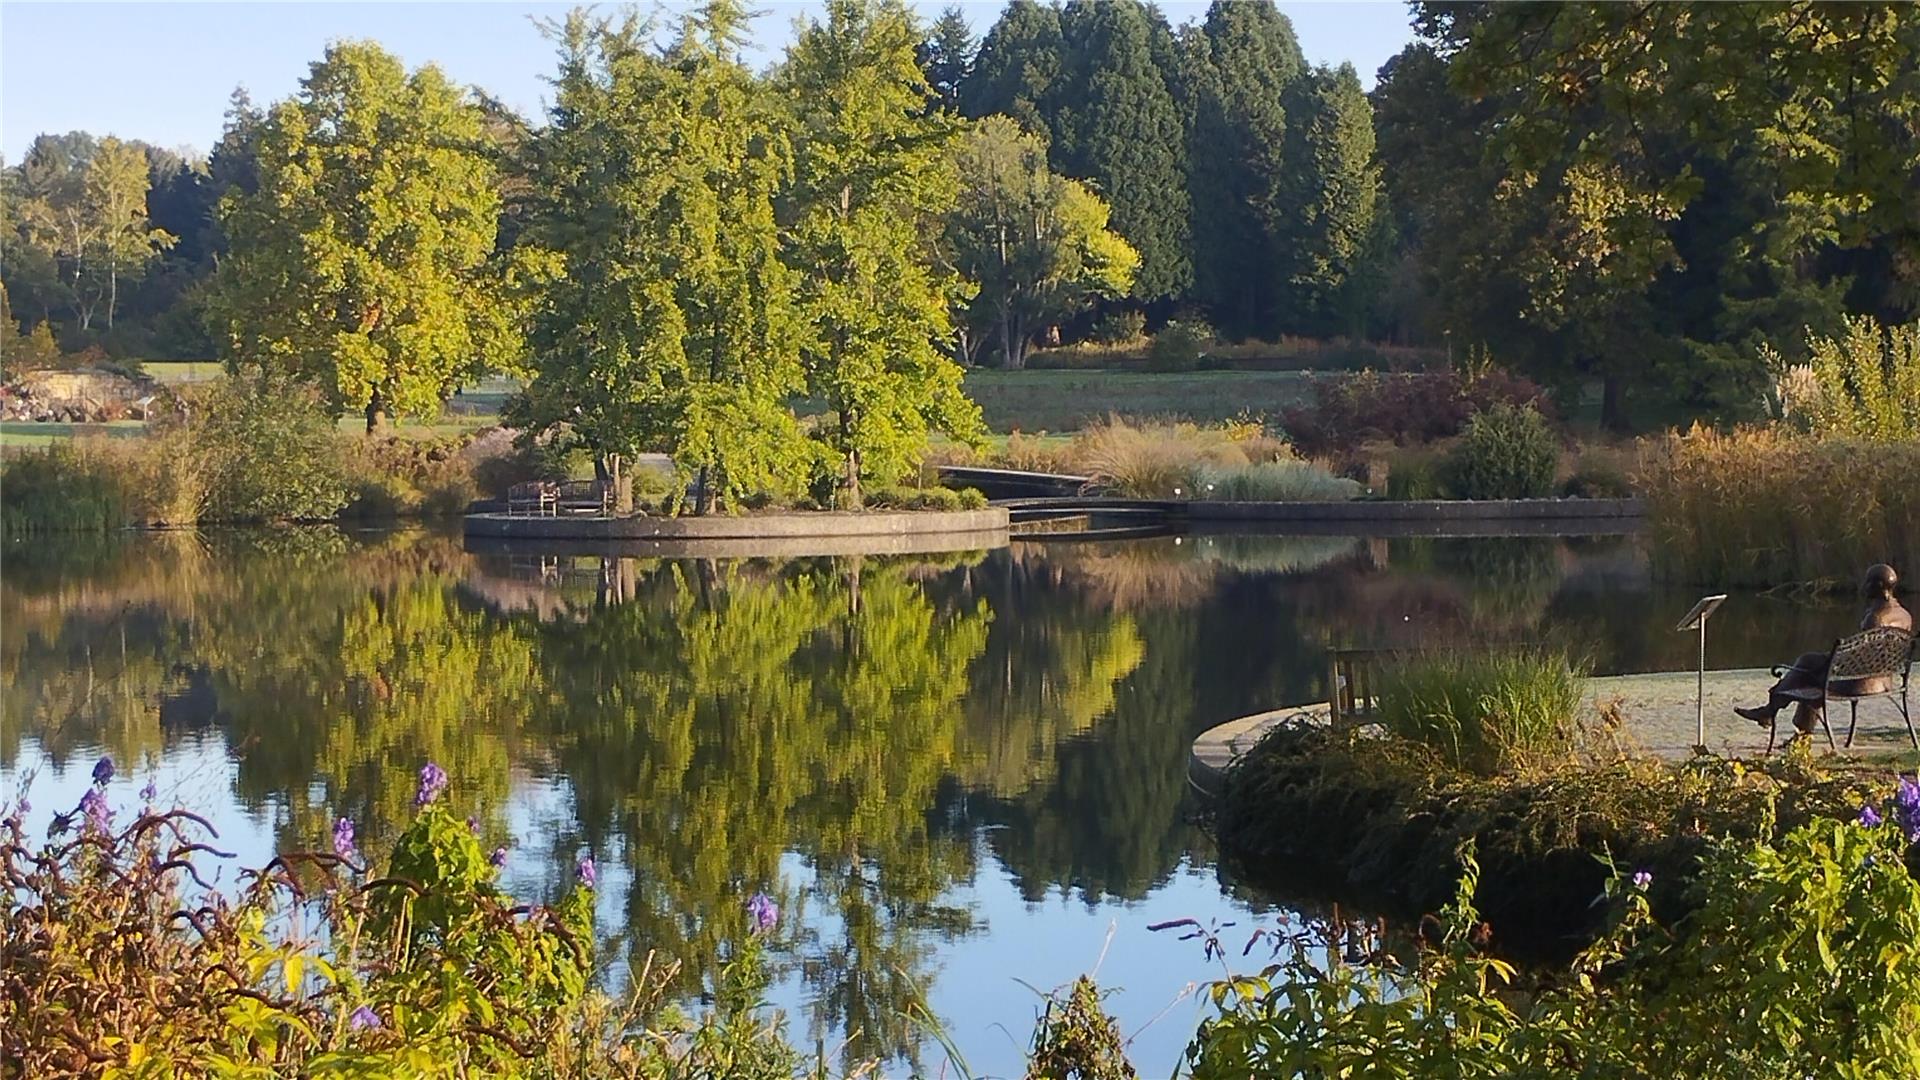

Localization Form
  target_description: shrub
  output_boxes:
[1637,425,1920,586]
[1146,319,1213,372]
[1775,315,1920,439]
[864,484,986,511]
[0,442,130,535]
[1196,460,1361,502]
[1560,457,1635,499]
[1442,404,1559,500]
[1374,648,1587,775]
[1185,808,1920,1079]
[1089,309,1146,346]
[1384,447,1447,500]
[1071,416,1226,497]
[1,760,818,1078]
[1281,368,1552,455]
[184,372,348,522]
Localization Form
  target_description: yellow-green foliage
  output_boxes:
[1782,316,1920,439]
[1638,425,1920,586]
[1189,813,1920,1079]
[1375,649,1588,775]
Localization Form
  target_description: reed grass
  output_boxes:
[1375,648,1589,776]
[1637,425,1920,587]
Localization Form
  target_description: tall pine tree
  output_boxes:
[1054,0,1192,304]
[1180,0,1302,339]
[1276,63,1379,336]
[916,6,975,113]
[961,0,1063,138]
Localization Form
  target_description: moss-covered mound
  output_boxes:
[1215,721,1878,960]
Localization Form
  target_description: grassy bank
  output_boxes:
[958,369,1316,431]
[1215,723,1879,959]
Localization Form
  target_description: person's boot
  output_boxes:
[1734,704,1775,726]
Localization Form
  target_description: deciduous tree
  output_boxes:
[942,117,1138,370]
[211,42,519,433]
[780,0,983,507]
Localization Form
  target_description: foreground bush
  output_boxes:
[1217,724,1875,956]
[1,761,818,1079]
[1442,404,1560,500]
[1637,425,1920,586]
[1187,805,1920,1079]
[1375,649,1587,775]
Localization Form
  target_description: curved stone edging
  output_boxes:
[1189,704,1327,797]
[464,506,1008,543]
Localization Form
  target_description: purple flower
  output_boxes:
[15,798,28,815]
[466,816,481,835]
[1896,776,1920,841]
[489,846,508,869]
[139,780,157,804]
[1631,870,1652,891]
[348,1005,382,1031]
[332,817,359,863]
[576,854,597,889]
[1859,804,1884,828]
[414,762,448,807]
[747,891,779,934]
[78,787,113,836]
[92,756,115,785]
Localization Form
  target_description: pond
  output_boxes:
[0,527,1864,1076]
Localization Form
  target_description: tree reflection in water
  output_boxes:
[0,526,1862,1068]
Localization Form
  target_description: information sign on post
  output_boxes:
[1675,594,1729,751]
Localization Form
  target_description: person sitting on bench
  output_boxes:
[1735,563,1911,734]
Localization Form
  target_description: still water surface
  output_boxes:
[1,528,1859,1076]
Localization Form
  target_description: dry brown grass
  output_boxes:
[1636,425,1920,587]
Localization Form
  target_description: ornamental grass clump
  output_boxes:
[1070,415,1292,498]
[1196,460,1361,502]
[1375,648,1588,775]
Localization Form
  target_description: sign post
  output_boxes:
[1674,594,1729,750]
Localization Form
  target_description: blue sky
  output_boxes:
[1,1,1418,163]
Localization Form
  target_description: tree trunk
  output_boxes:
[694,465,714,516]
[1600,374,1628,433]
[844,447,862,511]
[107,264,118,331]
[364,388,389,435]
[610,454,633,515]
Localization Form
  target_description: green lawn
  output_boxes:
[0,420,149,449]
[959,369,1315,432]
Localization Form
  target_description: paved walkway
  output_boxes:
[1189,668,1916,795]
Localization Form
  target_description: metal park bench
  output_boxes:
[553,479,614,516]
[1764,625,1916,754]
[506,481,558,517]
[506,480,616,517]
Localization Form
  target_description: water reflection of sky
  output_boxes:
[2,528,1863,1076]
